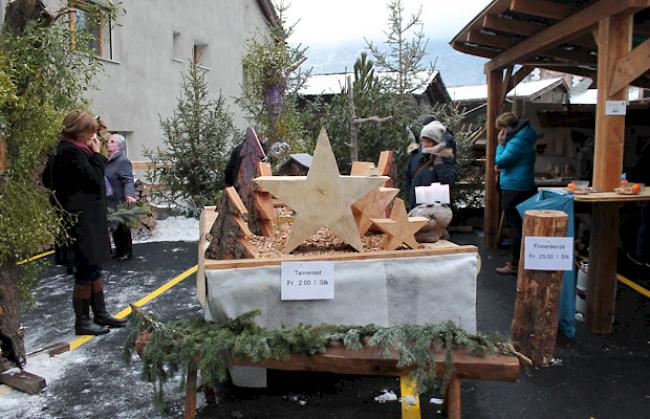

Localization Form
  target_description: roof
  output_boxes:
[300,70,450,101]
[283,153,313,169]
[569,87,645,104]
[448,77,565,102]
[449,0,650,89]
[256,0,278,26]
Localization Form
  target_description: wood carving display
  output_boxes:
[352,187,399,236]
[254,128,388,253]
[376,150,394,187]
[205,187,257,260]
[253,162,274,237]
[235,127,266,218]
[371,198,428,250]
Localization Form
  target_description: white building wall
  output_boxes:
[45,0,271,160]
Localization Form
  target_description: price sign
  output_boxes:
[605,100,626,116]
[281,261,335,300]
[524,236,574,271]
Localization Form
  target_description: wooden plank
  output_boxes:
[205,245,478,270]
[573,190,650,202]
[184,364,197,419]
[586,203,619,334]
[609,37,650,96]
[486,0,647,71]
[0,369,46,395]
[451,41,500,59]
[232,345,520,382]
[512,210,568,366]
[197,206,218,306]
[350,161,375,176]
[509,0,571,20]
[466,30,517,49]
[225,186,248,215]
[483,14,545,37]
[484,69,502,249]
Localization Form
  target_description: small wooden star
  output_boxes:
[352,187,399,235]
[371,198,428,250]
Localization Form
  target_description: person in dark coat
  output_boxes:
[631,142,650,265]
[494,112,537,275]
[224,141,243,187]
[403,120,456,209]
[44,111,126,335]
[106,134,136,261]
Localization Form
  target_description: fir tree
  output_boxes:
[144,62,240,217]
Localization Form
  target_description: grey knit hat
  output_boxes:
[420,120,446,143]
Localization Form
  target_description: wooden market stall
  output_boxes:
[450,0,650,334]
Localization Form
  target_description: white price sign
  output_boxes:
[524,236,574,271]
[281,262,335,300]
[605,100,626,115]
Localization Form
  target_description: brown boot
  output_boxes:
[496,262,518,275]
[90,277,127,328]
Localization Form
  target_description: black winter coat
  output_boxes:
[44,140,111,265]
[403,148,457,210]
[105,151,135,209]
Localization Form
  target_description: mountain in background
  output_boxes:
[301,39,488,87]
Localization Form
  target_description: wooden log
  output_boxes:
[511,210,568,366]
[0,369,46,395]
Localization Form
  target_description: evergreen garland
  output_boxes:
[107,204,150,230]
[124,307,527,407]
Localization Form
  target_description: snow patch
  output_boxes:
[134,216,199,243]
[430,397,444,405]
[374,390,398,403]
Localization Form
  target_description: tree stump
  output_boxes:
[511,209,568,367]
[0,261,25,372]
[253,162,274,237]
[205,187,257,260]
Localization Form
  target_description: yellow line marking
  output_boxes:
[400,374,421,419]
[68,265,198,350]
[617,274,650,298]
[16,250,55,266]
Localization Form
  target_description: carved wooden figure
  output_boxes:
[371,198,428,250]
[254,128,387,253]
[235,127,266,216]
[253,162,275,237]
[352,187,399,236]
[205,187,257,260]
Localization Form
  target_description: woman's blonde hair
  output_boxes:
[496,112,518,130]
[61,111,98,140]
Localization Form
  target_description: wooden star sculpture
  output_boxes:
[254,128,388,253]
[352,187,399,236]
[371,198,428,250]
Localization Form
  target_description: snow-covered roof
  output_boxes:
[300,71,439,96]
[569,87,644,104]
[448,77,565,102]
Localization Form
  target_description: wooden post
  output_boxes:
[184,364,197,419]
[484,69,502,249]
[445,375,462,419]
[587,12,633,334]
[512,210,568,366]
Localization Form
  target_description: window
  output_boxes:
[193,43,209,68]
[172,31,182,61]
[69,1,113,60]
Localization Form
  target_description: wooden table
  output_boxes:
[572,190,650,202]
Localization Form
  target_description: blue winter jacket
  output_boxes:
[496,119,537,191]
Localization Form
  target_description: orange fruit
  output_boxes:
[621,180,629,185]
[631,183,641,194]
[567,182,576,190]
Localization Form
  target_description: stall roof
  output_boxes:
[449,0,650,88]
[570,86,645,104]
[448,77,565,102]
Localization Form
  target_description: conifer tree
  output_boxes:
[145,63,240,217]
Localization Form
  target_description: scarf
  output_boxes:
[60,136,93,156]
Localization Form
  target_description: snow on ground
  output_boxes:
[135,216,199,243]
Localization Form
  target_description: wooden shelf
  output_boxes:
[572,190,650,203]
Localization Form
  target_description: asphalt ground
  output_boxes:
[2,234,649,418]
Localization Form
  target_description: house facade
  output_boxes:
[12,0,276,160]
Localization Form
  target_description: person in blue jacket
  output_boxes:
[495,112,537,275]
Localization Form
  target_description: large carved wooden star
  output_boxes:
[371,198,428,250]
[254,128,388,253]
[352,187,399,236]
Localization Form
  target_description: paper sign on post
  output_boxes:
[281,261,334,300]
[605,100,626,115]
[524,236,574,271]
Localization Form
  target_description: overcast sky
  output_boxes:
[283,0,490,46]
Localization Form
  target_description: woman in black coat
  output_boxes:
[44,111,126,335]
[106,134,136,260]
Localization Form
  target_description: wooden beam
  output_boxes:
[508,65,535,91]
[467,30,518,49]
[451,41,500,59]
[609,37,650,95]
[509,0,571,21]
[587,12,633,336]
[483,14,545,37]
[486,0,649,71]
[484,69,502,249]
